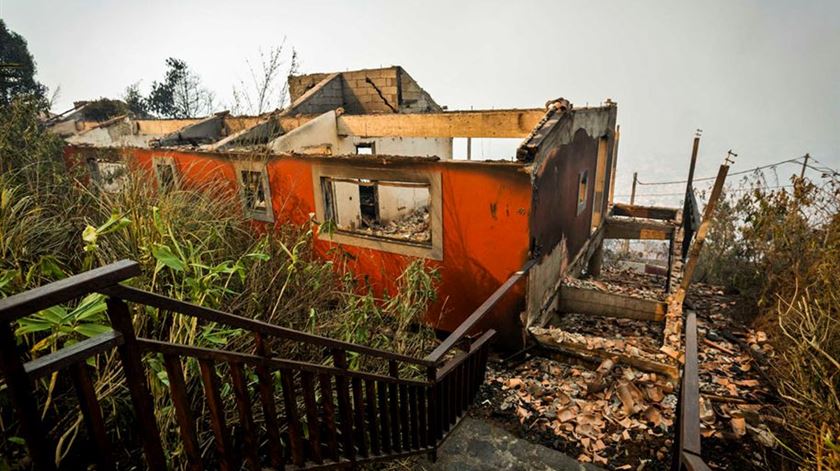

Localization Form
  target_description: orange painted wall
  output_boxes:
[66,146,533,348]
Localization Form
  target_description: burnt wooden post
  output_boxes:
[684,132,700,203]
[0,322,56,470]
[106,297,167,470]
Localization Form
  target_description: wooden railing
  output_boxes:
[671,309,712,471]
[0,259,529,470]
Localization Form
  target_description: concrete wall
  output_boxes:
[269,111,339,154]
[337,135,452,159]
[67,118,162,148]
[289,73,332,103]
[339,68,400,114]
[288,67,441,115]
[398,69,442,113]
[269,111,453,158]
[524,104,618,328]
[289,74,344,115]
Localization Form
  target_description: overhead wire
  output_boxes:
[634,157,805,186]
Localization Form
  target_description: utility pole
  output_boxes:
[685,130,701,200]
[800,153,810,180]
[624,172,638,254]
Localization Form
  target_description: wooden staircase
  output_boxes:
[0,260,524,470]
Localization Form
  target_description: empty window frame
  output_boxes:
[90,159,128,193]
[153,156,179,192]
[577,169,589,215]
[322,177,431,246]
[355,142,375,155]
[235,162,274,222]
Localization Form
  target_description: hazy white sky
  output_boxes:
[3,0,838,204]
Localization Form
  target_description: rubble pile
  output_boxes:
[564,270,665,302]
[688,284,779,458]
[549,314,664,357]
[479,274,779,469]
[599,267,670,295]
[531,325,671,365]
[483,356,677,466]
[364,206,431,243]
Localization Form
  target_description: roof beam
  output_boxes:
[604,218,675,240]
[329,109,546,138]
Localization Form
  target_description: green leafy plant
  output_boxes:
[16,293,110,353]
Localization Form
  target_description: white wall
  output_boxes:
[337,136,452,159]
[378,184,429,223]
[270,110,454,158]
[332,180,362,230]
[269,110,339,154]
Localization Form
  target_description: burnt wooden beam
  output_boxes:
[558,286,666,321]
[105,284,433,367]
[532,330,679,379]
[611,203,678,220]
[604,218,675,240]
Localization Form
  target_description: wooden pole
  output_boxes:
[624,172,638,253]
[800,153,810,180]
[685,132,700,199]
[675,151,735,304]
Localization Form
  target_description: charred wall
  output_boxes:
[529,105,617,261]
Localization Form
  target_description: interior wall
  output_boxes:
[377,184,429,223]
[337,135,452,158]
[269,111,339,154]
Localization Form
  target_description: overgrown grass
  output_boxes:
[0,97,439,468]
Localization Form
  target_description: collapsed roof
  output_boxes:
[52,66,616,164]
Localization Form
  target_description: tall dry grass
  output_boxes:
[696,174,840,469]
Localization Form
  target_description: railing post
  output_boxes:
[0,322,56,470]
[253,333,284,468]
[106,297,167,470]
[426,364,438,461]
[332,348,356,461]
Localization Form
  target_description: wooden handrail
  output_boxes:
[24,331,123,379]
[0,260,508,469]
[104,284,434,368]
[435,330,495,380]
[0,260,140,323]
[425,259,535,364]
[137,338,429,387]
[674,309,712,471]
